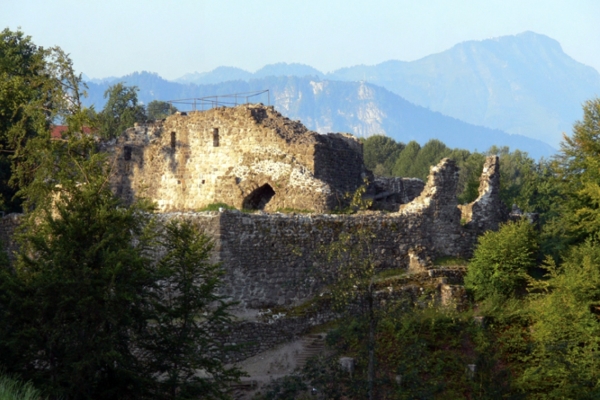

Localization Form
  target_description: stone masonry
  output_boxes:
[459,155,509,232]
[102,104,369,213]
[149,156,504,310]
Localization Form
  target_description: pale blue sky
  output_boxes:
[2,0,599,80]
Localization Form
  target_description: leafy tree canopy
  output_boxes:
[98,82,146,139]
[465,219,539,302]
[362,135,404,177]
[146,100,177,121]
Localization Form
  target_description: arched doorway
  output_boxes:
[243,184,275,210]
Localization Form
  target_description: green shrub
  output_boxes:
[465,220,539,301]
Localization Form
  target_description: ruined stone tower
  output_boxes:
[102,104,370,212]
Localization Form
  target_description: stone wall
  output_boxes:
[459,155,509,232]
[163,157,502,310]
[102,104,369,213]
[373,177,425,202]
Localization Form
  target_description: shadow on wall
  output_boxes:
[242,184,276,210]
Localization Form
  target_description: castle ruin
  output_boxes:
[102,104,372,212]
[0,103,510,365]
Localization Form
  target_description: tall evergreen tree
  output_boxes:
[0,134,157,399]
[145,220,242,399]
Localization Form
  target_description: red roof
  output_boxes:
[51,125,93,139]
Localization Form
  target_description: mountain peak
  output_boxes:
[254,62,324,78]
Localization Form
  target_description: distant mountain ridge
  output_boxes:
[83,72,555,159]
[176,63,324,85]
[174,32,600,148]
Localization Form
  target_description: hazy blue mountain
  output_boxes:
[83,72,555,159]
[328,32,600,147]
[253,63,324,79]
[176,63,324,85]
[175,66,252,85]
[171,32,600,148]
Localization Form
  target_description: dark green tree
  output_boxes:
[521,240,600,398]
[465,220,539,302]
[0,134,157,399]
[392,140,421,178]
[410,139,451,179]
[98,83,146,139]
[146,100,177,121]
[450,149,485,204]
[362,135,404,176]
[145,219,242,399]
[551,98,600,244]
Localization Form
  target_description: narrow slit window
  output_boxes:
[213,128,219,147]
[124,146,132,161]
[170,132,176,149]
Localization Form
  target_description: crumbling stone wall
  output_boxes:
[459,155,508,232]
[102,104,368,213]
[161,157,503,310]
[372,177,425,210]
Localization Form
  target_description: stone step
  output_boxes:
[295,334,327,367]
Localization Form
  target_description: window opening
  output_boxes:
[124,146,132,161]
[171,132,176,149]
[213,128,219,147]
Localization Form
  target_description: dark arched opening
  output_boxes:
[243,184,275,210]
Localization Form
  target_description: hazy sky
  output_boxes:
[3,0,599,80]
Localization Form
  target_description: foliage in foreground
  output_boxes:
[0,157,241,398]
[0,374,44,400]
[465,219,539,301]
[255,307,518,400]
[520,240,600,398]
[146,219,243,399]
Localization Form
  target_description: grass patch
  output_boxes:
[433,256,468,266]
[375,268,407,280]
[197,202,236,212]
[0,374,44,400]
[276,207,314,214]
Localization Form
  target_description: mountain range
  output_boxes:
[82,32,600,159]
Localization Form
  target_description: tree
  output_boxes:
[98,83,146,139]
[362,135,404,177]
[552,98,600,244]
[465,220,539,302]
[145,219,242,399]
[392,140,421,178]
[0,136,242,398]
[410,139,451,179]
[0,136,157,399]
[146,100,177,121]
[521,240,600,398]
[0,28,92,213]
[0,28,55,211]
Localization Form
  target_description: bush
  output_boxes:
[465,220,539,301]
